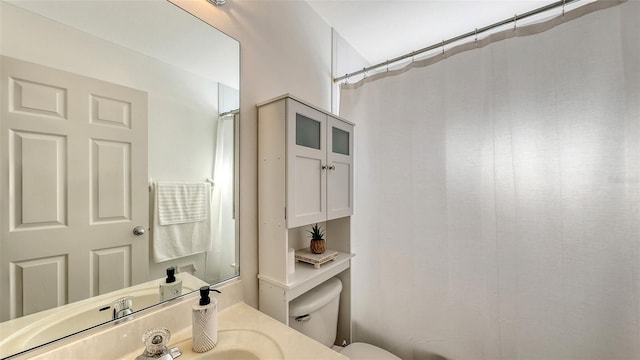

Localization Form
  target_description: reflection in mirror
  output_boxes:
[0,1,240,358]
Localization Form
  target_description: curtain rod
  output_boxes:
[333,0,581,83]
[219,109,239,117]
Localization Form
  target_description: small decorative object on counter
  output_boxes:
[308,223,326,254]
[295,248,339,269]
[192,286,222,353]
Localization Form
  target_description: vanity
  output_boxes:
[6,280,347,360]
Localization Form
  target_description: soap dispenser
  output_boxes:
[159,266,182,302]
[192,286,222,353]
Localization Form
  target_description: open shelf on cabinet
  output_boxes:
[258,251,354,300]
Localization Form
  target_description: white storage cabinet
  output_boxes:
[257,95,354,346]
[283,96,353,227]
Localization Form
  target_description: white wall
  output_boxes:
[172,0,341,307]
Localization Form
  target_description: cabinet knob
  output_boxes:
[329,165,336,171]
[321,165,327,170]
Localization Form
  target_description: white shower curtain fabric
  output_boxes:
[340,2,639,360]
[206,115,237,283]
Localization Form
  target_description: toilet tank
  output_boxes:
[289,277,342,347]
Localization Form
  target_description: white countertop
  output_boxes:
[122,302,348,360]
[0,272,209,359]
[7,280,347,360]
[5,280,348,360]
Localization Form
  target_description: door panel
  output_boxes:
[9,77,67,119]
[90,95,131,129]
[0,56,148,320]
[328,161,351,215]
[91,139,131,222]
[10,255,67,317]
[286,98,326,228]
[327,116,353,220]
[294,155,324,217]
[10,130,67,229]
[90,246,131,295]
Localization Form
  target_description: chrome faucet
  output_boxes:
[113,296,134,320]
[136,328,181,360]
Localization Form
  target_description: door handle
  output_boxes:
[133,226,146,236]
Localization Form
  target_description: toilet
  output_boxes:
[289,277,400,360]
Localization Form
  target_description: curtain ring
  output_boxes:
[386,61,389,72]
[562,0,566,18]
[362,68,367,79]
[513,14,517,31]
[441,40,445,55]
[474,28,478,43]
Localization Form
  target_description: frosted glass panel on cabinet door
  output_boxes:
[327,117,353,220]
[296,114,321,149]
[332,127,350,155]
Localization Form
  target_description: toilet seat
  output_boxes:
[341,342,401,360]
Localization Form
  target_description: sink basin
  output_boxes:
[22,292,160,348]
[194,349,260,360]
[175,329,284,360]
[0,273,208,358]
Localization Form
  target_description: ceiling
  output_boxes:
[7,0,239,87]
[306,0,564,66]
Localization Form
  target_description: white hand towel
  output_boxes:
[153,182,213,262]
[157,182,207,225]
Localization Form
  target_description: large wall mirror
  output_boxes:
[0,0,240,358]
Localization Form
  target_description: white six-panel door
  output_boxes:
[0,56,148,320]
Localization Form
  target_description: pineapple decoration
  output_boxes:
[308,223,326,254]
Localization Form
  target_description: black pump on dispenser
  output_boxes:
[198,286,222,306]
[165,266,176,283]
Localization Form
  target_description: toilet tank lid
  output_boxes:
[289,277,342,316]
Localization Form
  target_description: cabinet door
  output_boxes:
[286,99,327,228]
[327,116,353,220]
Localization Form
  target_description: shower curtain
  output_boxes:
[340,2,639,360]
[205,113,237,283]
